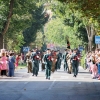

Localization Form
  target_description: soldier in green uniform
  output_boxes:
[31,48,40,76]
[63,49,68,71]
[71,49,79,77]
[44,49,52,80]
[55,50,61,70]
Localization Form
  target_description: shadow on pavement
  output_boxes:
[0,80,100,100]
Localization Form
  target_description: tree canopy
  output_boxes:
[0,0,50,51]
[0,0,99,51]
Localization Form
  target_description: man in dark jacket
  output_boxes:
[55,50,61,70]
[44,49,52,80]
[71,49,79,77]
[31,48,40,76]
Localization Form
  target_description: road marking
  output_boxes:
[48,79,56,90]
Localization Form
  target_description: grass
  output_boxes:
[18,63,27,69]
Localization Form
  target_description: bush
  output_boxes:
[80,50,86,69]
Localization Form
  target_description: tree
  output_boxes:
[45,17,85,49]
[54,0,100,51]
[23,5,49,46]
[0,0,50,50]
[0,0,14,48]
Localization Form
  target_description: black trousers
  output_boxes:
[72,62,78,76]
[1,70,7,76]
[64,61,68,71]
[46,65,51,78]
[33,61,39,76]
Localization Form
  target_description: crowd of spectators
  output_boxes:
[85,49,100,80]
[0,49,24,77]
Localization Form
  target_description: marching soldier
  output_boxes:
[31,48,40,76]
[51,50,57,73]
[71,49,79,77]
[41,50,46,71]
[59,50,62,69]
[55,50,61,70]
[66,50,72,74]
[26,50,32,73]
[76,48,81,72]
[63,49,68,71]
[44,49,52,80]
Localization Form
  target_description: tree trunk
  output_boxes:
[2,0,14,35]
[1,0,14,49]
[0,34,3,49]
[88,38,92,51]
[85,24,95,51]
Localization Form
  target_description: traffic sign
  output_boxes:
[95,36,100,44]
[23,47,30,52]
[79,46,84,52]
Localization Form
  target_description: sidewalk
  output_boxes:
[14,68,30,78]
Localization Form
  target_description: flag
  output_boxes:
[67,40,70,49]
[66,36,70,49]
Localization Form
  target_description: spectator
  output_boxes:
[1,49,8,76]
[8,53,15,77]
[15,54,21,69]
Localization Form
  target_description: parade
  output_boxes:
[1,47,100,81]
[0,0,100,99]
[0,48,76,78]
[22,47,81,80]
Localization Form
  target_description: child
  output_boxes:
[0,56,3,76]
[90,61,97,79]
[15,54,20,69]
[96,54,100,80]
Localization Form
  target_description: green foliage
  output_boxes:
[7,31,25,52]
[23,5,49,46]
[57,0,100,32]
[48,1,88,48]
[0,0,9,33]
[45,18,65,45]
[0,0,50,51]
[1,0,97,51]
[45,17,85,49]
[80,50,86,69]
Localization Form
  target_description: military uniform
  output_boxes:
[56,51,61,70]
[31,52,40,76]
[71,51,79,77]
[63,50,68,71]
[66,53,72,74]
[59,52,62,68]
[26,52,32,73]
[44,49,52,80]
[41,51,46,71]
[51,51,57,73]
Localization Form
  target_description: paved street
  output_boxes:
[0,63,100,100]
